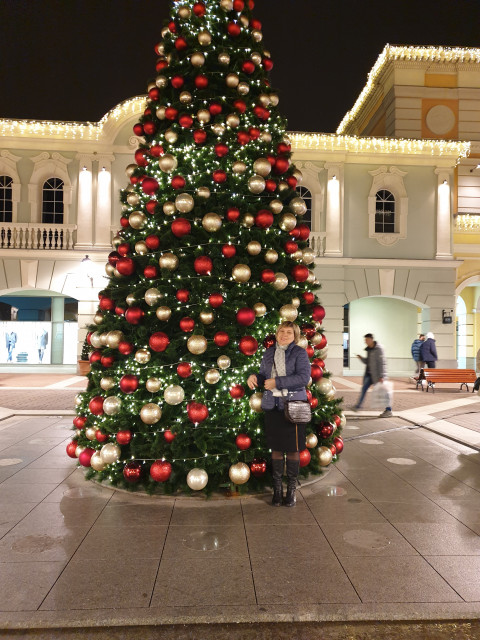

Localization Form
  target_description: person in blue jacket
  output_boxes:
[420,332,438,368]
[247,321,311,508]
[411,334,425,376]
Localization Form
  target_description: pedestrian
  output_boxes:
[420,332,438,368]
[411,334,425,376]
[247,321,311,508]
[352,333,392,417]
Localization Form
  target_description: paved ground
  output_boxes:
[0,374,480,639]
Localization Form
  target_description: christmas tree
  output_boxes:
[68,0,344,494]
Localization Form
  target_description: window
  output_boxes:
[0,175,13,223]
[296,185,312,229]
[375,190,395,233]
[42,178,64,224]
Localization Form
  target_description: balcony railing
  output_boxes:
[0,223,77,250]
[455,214,480,232]
[309,232,326,257]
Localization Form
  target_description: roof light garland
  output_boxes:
[336,44,480,135]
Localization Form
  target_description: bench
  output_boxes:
[415,368,477,393]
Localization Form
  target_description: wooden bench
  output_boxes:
[415,368,477,393]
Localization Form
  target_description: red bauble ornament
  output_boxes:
[156,60,168,72]
[149,332,170,352]
[277,142,291,155]
[66,441,78,458]
[302,323,316,339]
[209,102,223,115]
[297,224,310,241]
[143,121,156,135]
[193,129,208,144]
[95,430,109,443]
[212,170,227,183]
[233,0,245,9]
[311,364,323,381]
[125,307,144,325]
[313,358,325,369]
[253,106,269,121]
[171,75,184,89]
[237,131,250,145]
[141,177,159,196]
[310,397,318,409]
[86,332,94,345]
[150,460,172,482]
[239,336,258,356]
[265,179,277,192]
[179,317,195,332]
[116,430,132,445]
[171,175,186,190]
[251,18,262,29]
[118,340,134,356]
[133,123,143,136]
[222,244,237,258]
[261,269,275,283]
[236,307,256,326]
[194,74,209,89]
[320,424,334,439]
[168,20,177,32]
[117,243,130,256]
[262,57,274,71]
[306,346,314,358]
[193,1,206,16]
[263,334,276,349]
[209,293,224,308]
[255,210,274,229]
[242,60,255,74]
[333,436,344,454]
[235,433,251,450]
[215,143,229,158]
[187,402,209,423]
[171,217,191,238]
[99,297,114,312]
[145,234,160,250]
[73,416,87,429]
[249,127,261,140]
[120,216,130,227]
[230,385,246,400]
[233,99,247,113]
[227,22,241,37]
[194,256,213,275]
[286,176,298,189]
[292,265,309,282]
[177,362,192,378]
[179,114,194,128]
[333,415,342,427]
[226,207,240,222]
[148,87,160,101]
[116,257,135,276]
[250,458,267,478]
[164,430,176,443]
[89,396,104,416]
[302,291,315,304]
[284,241,298,254]
[89,351,101,364]
[214,331,230,347]
[123,461,142,483]
[273,157,289,175]
[79,448,95,467]
[119,375,139,394]
[175,37,188,51]
[115,306,126,316]
[299,449,311,467]
[101,355,115,369]
[150,145,163,157]
[135,149,149,166]
[312,305,326,322]
[144,265,158,279]
[176,289,190,302]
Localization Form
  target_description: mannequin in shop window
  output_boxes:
[6,331,17,362]
[37,329,48,362]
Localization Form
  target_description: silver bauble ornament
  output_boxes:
[264,249,278,264]
[291,297,301,308]
[247,241,262,256]
[272,273,288,291]
[279,304,298,322]
[293,169,303,183]
[146,378,162,393]
[226,73,239,88]
[159,154,178,173]
[218,52,231,65]
[187,468,208,491]
[105,263,115,276]
[163,201,176,216]
[302,248,316,264]
[306,433,318,449]
[165,129,178,144]
[100,377,115,391]
[93,312,104,325]
[279,213,297,231]
[135,241,148,255]
[198,30,212,46]
[159,253,179,271]
[199,310,215,324]
[242,213,255,228]
[248,175,266,194]
[260,131,272,143]
[125,164,137,177]
[307,271,316,284]
[197,109,211,124]
[202,213,222,232]
[100,332,109,347]
[258,92,270,106]
[175,192,195,213]
[212,123,226,136]
[100,443,121,465]
[178,6,191,18]
[279,181,289,192]
[190,52,205,67]
[89,331,103,349]
[316,378,333,394]
[197,186,211,199]
[229,462,250,485]
[249,392,263,412]
[155,75,168,89]
[318,446,333,467]
[237,82,250,95]
[290,197,307,216]
[140,403,162,424]
[226,113,240,128]
[156,106,166,120]
[164,385,185,405]
[90,451,106,472]
[232,161,247,174]
[85,427,97,441]
[129,212,146,229]
[232,264,251,282]
[144,288,162,306]
[205,369,220,384]
[253,303,267,317]
[135,348,151,364]
[217,355,231,370]
[156,306,172,322]
[253,158,271,177]
[270,199,283,214]
[252,29,263,42]
[103,396,122,416]
[75,445,86,458]
[179,91,192,104]
[187,335,207,355]
[74,394,83,407]
[126,193,140,206]
[106,330,124,349]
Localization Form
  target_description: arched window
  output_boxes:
[296,185,312,229]
[375,189,395,234]
[42,178,64,224]
[0,175,13,223]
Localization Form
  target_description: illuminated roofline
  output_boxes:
[336,44,480,135]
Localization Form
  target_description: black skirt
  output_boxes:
[264,409,306,453]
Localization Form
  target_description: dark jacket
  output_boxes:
[411,339,423,361]
[420,338,437,363]
[256,342,311,411]
[359,342,387,383]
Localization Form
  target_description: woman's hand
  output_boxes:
[264,378,276,390]
[247,374,258,390]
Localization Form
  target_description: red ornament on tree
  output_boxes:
[116,430,132,445]
[177,362,192,378]
[214,331,230,347]
[263,334,276,349]
[149,332,170,352]
[302,291,315,304]
[150,145,163,157]
[273,157,289,175]
[301,323,316,339]
[193,129,207,144]
[193,1,206,16]
[194,256,213,275]
[306,346,314,358]
[179,114,194,128]
[145,234,160,250]
[212,170,227,183]
[133,123,144,136]
[187,402,209,423]
[175,37,188,51]
[233,0,245,9]
[89,351,101,364]
[79,448,95,467]
[99,297,115,312]
[125,307,144,325]
[230,385,246,400]
[180,317,195,332]
[141,177,159,195]
[236,307,256,326]
[310,397,319,409]
[150,460,172,482]
[239,336,258,356]
[312,305,326,322]
[171,175,186,190]
[209,102,223,115]
[209,293,224,308]
[242,60,255,74]
[255,210,274,229]
[299,449,311,467]
[261,269,275,283]
[115,305,126,316]
[171,75,184,89]
[117,243,131,256]
[297,223,310,241]
[292,265,309,282]
[316,335,328,350]
[284,241,298,254]
[320,424,334,439]
[233,99,247,113]
[144,265,158,279]
[171,218,191,237]
[333,436,344,454]
[265,179,277,192]
[165,107,178,121]
[101,355,115,369]
[88,396,104,416]
[250,458,267,478]
[222,244,237,258]
[235,433,251,450]
[116,257,135,276]
[176,289,190,302]
[143,122,156,136]
[227,22,241,37]
[123,462,142,483]
[164,430,176,443]
[73,416,87,429]
[311,364,323,381]
[194,74,209,89]
[119,375,139,394]
[215,143,229,158]
[237,131,250,145]
[333,415,342,427]
[226,207,240,222]
[66,441,78,458]
[95,430,109,443]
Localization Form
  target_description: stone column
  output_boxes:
[75,154,95,249]
[51,297,65,364]
[95,155,116,250]
[435,167,454,260]
[324,162,344,257]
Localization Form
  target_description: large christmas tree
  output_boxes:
[68,0,344,494]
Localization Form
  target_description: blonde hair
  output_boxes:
[276,321,301,344]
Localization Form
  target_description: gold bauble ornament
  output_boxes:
[199,310,215,325]
[163,201,176,216]
[126,293,136,307]
[106,330,124,349]
[302,248,316,265]
[311,333,323,346]
[242,213,255,228]
[197,186,211,199]
[74,394,83,407]
[253,303,267,317]
[279,304,298,322]
[248,175,265,194]
[105,263,115,276]
[90,451,106,472]
[226,113,240,128]
[155,75,168,89]
[272,273,288,291]
[249,392,263,412]
[113,269,121,278]
[307,270,316,284]
[146,378,162,393]
[93,312,104,325]
[159,253,179,271]
[135,348,151,364]
[279,182,289,192]
[205,369,221,384]
[218,52,231,65]
[100,377,115,391]
[126,192,140,206]
[290,197,307,216]
[317,347,328,359]
[156,306,172,322]
[128,212,146,229]
[291,250,303,261]
[159,154,178,173]
[247,241,262,256]
[232,264,251,283]
[197,109,211,124]
[279,213,297,231]
[103,396,122,416]
[339,413,347,428]
[179,91,192,104]
[164,384,185,405]
[306,433,318,449]
[264,249,278,264]
[316,378,333,394]
[144,288,162,306]
[229,462,250,485]
[217,355,231,370]
[156,106,166,120]
[165,129,178,144]
[178,5,191,18]
[202,213,222,232]
[85,427,97,441]
[198,30,212,46]
[190,52,205,67]
[156,42,165,55]
[187,335,207,355]
[100,332,109,347]
[226,73,239,88]
[89,331,102,349]
[187,468,208,491]
[75,445,86,458]
[238,82,250,95]
[175,192,195,213]
[252,29,263,42]
[317,446,333,467]
[220,0,233,10]
[270,93,280,106]
[100,442,121,464]
[135,241,148,255]
[232,161,247,174]
[258,92,270,106]
[326,388,336,401]
[140,403,162,425]
[253,158,271,177]
[291,297,301,308]
[293,169,303,183]
[212,123,226,136]
[270,199,283,214]
[240,14,249,26]
[260,131,272,143]
[161,26,169,38]
[125,164,137,177]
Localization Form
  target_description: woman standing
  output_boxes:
[420,332,438,368]
[247,322,311,507]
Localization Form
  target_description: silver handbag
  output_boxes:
[284,400,312,424]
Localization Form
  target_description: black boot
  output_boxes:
[284,459,299,507]
[271,458,284,506]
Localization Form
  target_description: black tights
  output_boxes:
[272,450,299,462]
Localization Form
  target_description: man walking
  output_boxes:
[353,333,392,417]
[411,334,425,376]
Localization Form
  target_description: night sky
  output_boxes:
[1,0,479,134]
